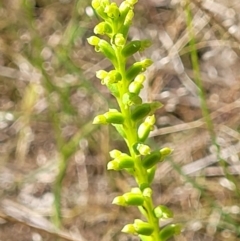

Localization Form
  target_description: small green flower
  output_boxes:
[160,147,173,157]
[122,93,142,106]
[114,33,126,47]
[87,36,100,46]
[94,22,112,36]
[104,2,120,19]
[147,166,156,184]
[154,205,173,219]
[121,224,136,234]
[128,74,145,94]
[136,143,151,155]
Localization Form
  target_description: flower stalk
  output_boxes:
[88,0,180,240]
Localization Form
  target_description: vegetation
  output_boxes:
[0,0,240,240]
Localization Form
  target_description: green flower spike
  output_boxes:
[88,0,177,240]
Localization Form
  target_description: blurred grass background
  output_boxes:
[0,0,240,240]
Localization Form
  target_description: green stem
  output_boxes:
[184,1,240,197]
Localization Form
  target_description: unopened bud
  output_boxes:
[154,205,173,219]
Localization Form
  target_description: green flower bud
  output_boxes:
[123,192,144,206]
[131,102,162,121]
[119,1,130,13]
[91,0,110,20]
[87,36,100,46]
[92,114,107,124]
[121,224,136,234]
[96,39,116,64]
[104,109,124,124]
[145,115,156,125]
[131,103,151,121]
[113,192,144,206]
[130,187,141,194]
[92,0,110,9]
[140,39,152,50]
[122,93,142,106]
[147,166,156,184]
[133,219,154,236]
[129,74,145,94]
[158,224,181,241]
[94,22,112,36]
[160,147,172,157]
[142,187,152,198]
[114,33,126,47]
[138,122,152,142]
[96,70,108,81]
[118,154,135,168]
[138,115,155,142]
[131,102,161,122]
[126,59,152,82]
[136,143,151,155]
[142,150,162,169]
[103,70,122,85]
[107,160,120,170]
[126,62,144,82]
[112,196,127,206]
[104,2,120,19]
[142,58,153,68]
[91,0,101,9]
[118,2,131,35]
[122,40,141,58]
[154,205,173,219]
[109,149,122,158]
[124,9,134,25]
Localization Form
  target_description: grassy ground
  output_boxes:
[0,0,240,240]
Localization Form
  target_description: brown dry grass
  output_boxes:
[0,0,240,240]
